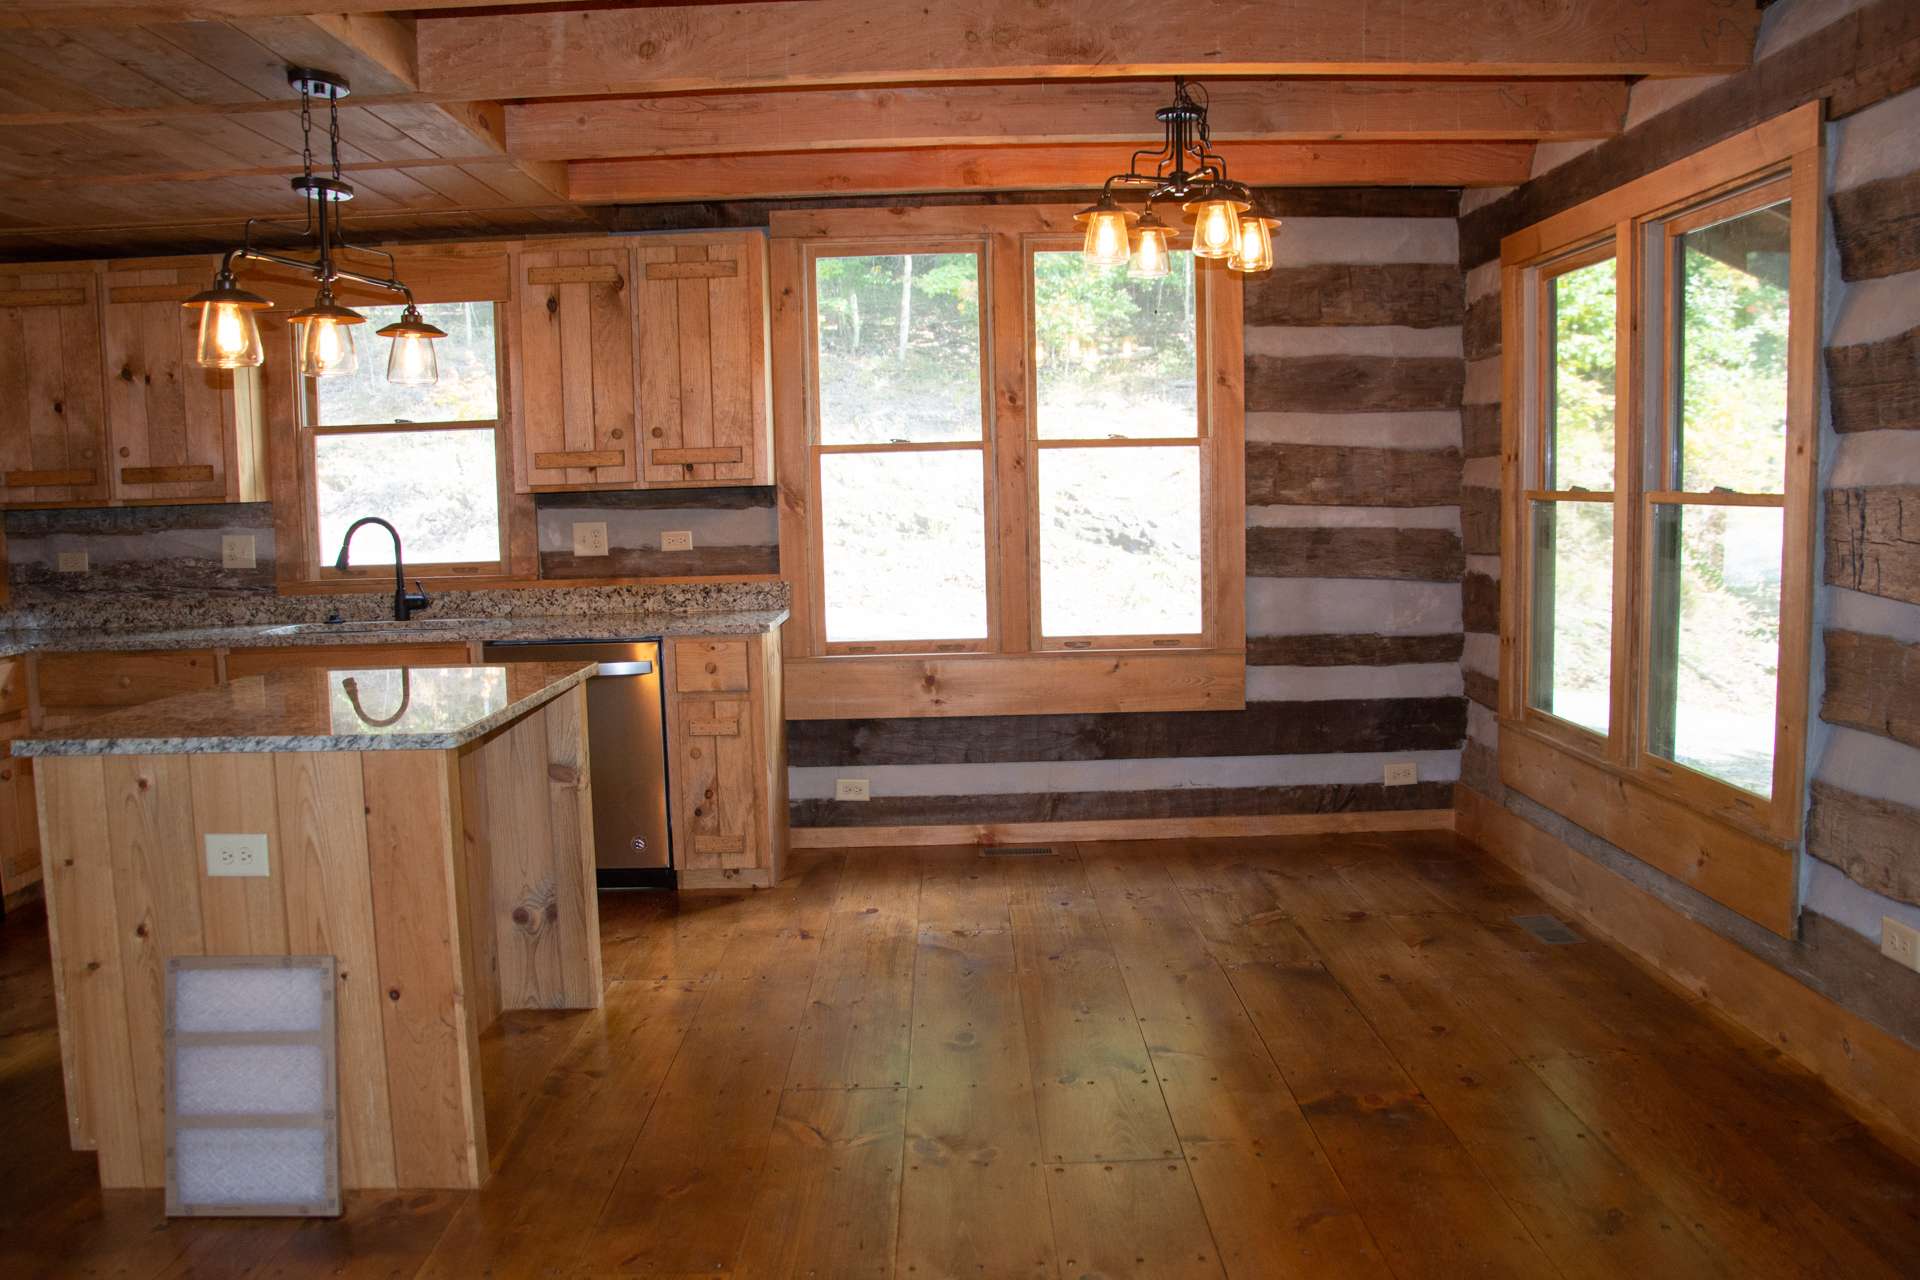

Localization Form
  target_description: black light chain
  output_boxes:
[328,93,342,181]
[298,83,315,183]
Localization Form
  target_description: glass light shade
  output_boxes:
[1187,198,1243,259]
[195,302,265,369]
[1082,208,1135,267]
[1129,219,1174,279]
[384,332,438,385]
[296,315,359,378]
[1229,215,1276,273]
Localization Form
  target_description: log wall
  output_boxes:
[1454,0,1920,1057]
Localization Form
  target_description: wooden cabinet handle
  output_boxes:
[0,287,85,307]
[4,467,96,488]
[534,449,625,469]
[120,464,215,485]
[649,446,743,466]
[527,264,623,286]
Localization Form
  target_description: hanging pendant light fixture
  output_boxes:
[184,68,445,383]
[1079,79,1281,276]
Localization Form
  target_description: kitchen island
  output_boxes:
[13,659,602,1192]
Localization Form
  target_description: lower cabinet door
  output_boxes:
[674,696,757,870]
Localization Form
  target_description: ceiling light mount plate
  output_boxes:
[286,67,350,100]
[291,174,355,203]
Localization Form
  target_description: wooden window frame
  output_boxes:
[1498,103,1822,936]
[771,205,1245,720]
[276,302,529,589]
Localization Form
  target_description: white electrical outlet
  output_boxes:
[56,550,88,573]
[1884,917,1920,974]
[572,522,609,557]
[205,833,270,878]
[1383,761,1419,786]
[221,534,257,570]
[834,778,871,802]
[661,530,694,552]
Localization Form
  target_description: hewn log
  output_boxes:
[1246,632,1464,667]
[1459,0,1920,266]
[1826,327,1920,432]
[1807,781,1920,908]
[1247,526,1464,582]
[1462,293,1501,361]
[1243,264,1462,329]
[1462,403,1502,459]
[1245,355,1465,413]
[534,485,777,511]
[1822,629,1920,750]
[1832,169,1920,284]
[785,697,1469,766]
[1246,444,1463,507]
[1464,668,1499,710]
[1461,486,1503,555]
[1826,487,1920,606]
[1463,571,1501,633]
[791,779,1456,827]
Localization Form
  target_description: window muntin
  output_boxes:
[307,301,505,572]
[809,246,993,652]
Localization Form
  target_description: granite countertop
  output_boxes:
[0,607,788,660]
[13,661,598,756]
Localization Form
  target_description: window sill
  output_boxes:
[1497,719,1797,936]
[784,648,1246,720]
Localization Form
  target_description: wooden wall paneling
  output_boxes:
[988,230,1032,651]
[514,242,638,489]
[33,755,145,1183]
[272,750,400,1188]
[756,629,788,887]
[1207,263,1247,650]
[0,268,109,505]
[540,686,602,1005]
[455,746,502,1029]
[0,748,39,899]
[186,752,287,955]
[785,650,1248,720]
[99,754,202,1187]
[361,748,486,1188]
[476,712,564,1008]
[769,234,815,657]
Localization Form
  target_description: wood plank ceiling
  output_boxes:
[0,0,1762,260]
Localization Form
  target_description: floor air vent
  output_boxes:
[1512,914,1582,945]
[981,844,1055,857]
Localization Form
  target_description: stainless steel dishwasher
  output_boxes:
[480,639,673,888]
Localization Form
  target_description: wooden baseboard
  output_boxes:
[677,866,774,890]
[790,808,1456,849]
[1456,786,1920,1161]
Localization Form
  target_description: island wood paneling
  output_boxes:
[29,684,599,1191]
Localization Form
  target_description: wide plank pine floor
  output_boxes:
[3,832,1919,1277]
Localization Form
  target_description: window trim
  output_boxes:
[1498,103,1822,934]
[770,204,1246,720]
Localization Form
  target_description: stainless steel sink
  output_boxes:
[258,618,483,637]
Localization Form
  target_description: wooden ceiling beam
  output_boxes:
[421,0,1758,100]
[0,1,702,27]
[566,141,1537,204]
[509,80,1626,162]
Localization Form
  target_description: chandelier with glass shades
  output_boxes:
[1076,79,1280,278]
[184,67,446,384]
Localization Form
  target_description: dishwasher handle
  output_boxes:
[593,660,655,677]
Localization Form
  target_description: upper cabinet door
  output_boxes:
[0,269,110,506]
[636,234,771,486]
[515,245,640,489]
[102,266,266,504]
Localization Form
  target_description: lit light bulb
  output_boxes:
[1229,213,1276,274]
[1075,196,1138,269]
[291,291,367,379]
[214,305,245,355]
[185,272,267,370]
[386,332,438,385]
[1189,199,1242,260]
[1129,216,1174,280]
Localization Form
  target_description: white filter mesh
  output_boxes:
[175,1127,329,1208]
[175,1044,326,1117]
[174,965,327,1033]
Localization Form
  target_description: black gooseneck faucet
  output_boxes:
[333,516,432,621]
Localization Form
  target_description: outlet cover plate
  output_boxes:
[1383,761,1419,786]
[221,534,257,570]
[834,778,870,802]
[661,530,693,552]
[56,550,88,573]
[572,522,609,557]
[205,833,270,878]
[1884,917,1920,974]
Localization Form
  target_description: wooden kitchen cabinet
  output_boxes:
[0,656,37,901]
[636,234,770,486]
[0,268,111,506]
[513,243,641,490]
[101,263,268,504]
[664,631,786,888]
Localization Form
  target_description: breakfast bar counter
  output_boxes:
[14,660,603,1191]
